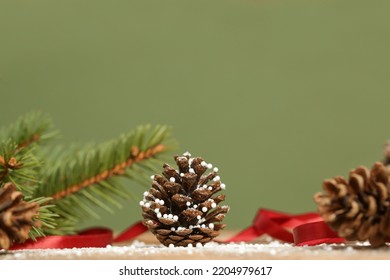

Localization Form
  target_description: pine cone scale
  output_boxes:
[0,182,40,249]
[315,162,390,247]
[141,153,229,247]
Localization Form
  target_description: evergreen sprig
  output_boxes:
[0,112,57,150]
[0,112,176,239]
[36,124,176,235]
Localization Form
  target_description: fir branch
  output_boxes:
[0,112,57,150]
[50,144,166,200]
[36,125,176,234]
[27,197,58,240]
[0,140,40,196]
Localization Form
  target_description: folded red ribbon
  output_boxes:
[226,208,345,246]
[10,208,345,250]
[10,222,148,250]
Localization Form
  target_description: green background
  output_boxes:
[1,0,390,232]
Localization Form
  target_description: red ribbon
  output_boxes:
[226,208,345,246]
[10,208,345,250]
[10,222,148,250]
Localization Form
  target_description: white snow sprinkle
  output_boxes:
[196,243,203,248]
[201,161,207,167]
[157,213,162,218]
[189,168,195,174]
[154,208,160,213]
[208,186,213,191]
[213,176,220,182]
[201,224,206,228]
[168,214,173,219]
[144,202,151,208]
[163,214,168,219]
[207,163,213,169]
[180,173,184,177]
[173,215,179,221]
[150,175,155,180]
[193,204,198,209]
[220,183,226,190]
[211,202,217,208]
[169,244,175,248]
[186,202,191,206]
[202,207,208,212]
[170,177,176,183]
[183,152,191,157]
[171,227,175,231]
[197,215,201,220]
[209,223,214,229]
[159,200,165,205]
[155,198,160,203]
[188,244,193,248]
[139,201,145,206]
[213,167,219,172]
[143,191,149,196]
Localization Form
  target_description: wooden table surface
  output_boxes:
[1,231,390,260]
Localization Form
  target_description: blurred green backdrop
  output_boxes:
[1,0,390,232]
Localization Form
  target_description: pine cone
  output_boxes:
[0,182,41,250]
[314,162,390,247]
[141,152,229,247]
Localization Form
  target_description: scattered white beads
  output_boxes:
[163,214,168,219]
[196,243,203,248]
[211,202,217,208]
[203,184,207,188]
[180,173,184,177]
[213,167,219,172]
[188,243,193,248]
[168,214,173,219]
[201,224,206,228]
[154,208,160,213]
[150,175,155,180]
[143,191,149,196]
[183,152,191,157]
[173,215,179,221]
[159,200,165,205]
[201,161,207,167]
[171,227,175,231]
[189,158,194,165]
[169,177,176,183]
[139,201,145,206]
[186,202,191,206]
[213,176,220,182]
[144,202,151,208]
[197,215,201,220]
[189,168,195,174]
[155,198,160,204]
[202,207,208,212]
[220,183,226,190]
[169,244,175,248]
[207,163,213,169]
[189,225,193,229]
[193,204,198,209]
[208,186,213,191]
[157,213,162,218]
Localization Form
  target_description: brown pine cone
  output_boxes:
[0,182,41,250]
[141,152,229,247]
[314,162,390,247]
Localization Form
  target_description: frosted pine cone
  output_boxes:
[141,152,229,247]
[0,182,41,249]
[314,162,390,247]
